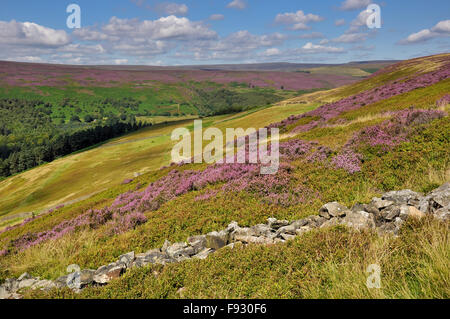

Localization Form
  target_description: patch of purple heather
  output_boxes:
[436,94,450,107]
[347,108,446,150]
[268,64,450,132]
[331,149,363,174]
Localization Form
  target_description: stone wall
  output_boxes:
[1,183,448,299]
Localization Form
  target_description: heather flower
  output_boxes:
[331,149,363,174]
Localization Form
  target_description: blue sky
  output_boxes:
[0,0,448,65]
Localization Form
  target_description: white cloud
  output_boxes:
[262,48,281,56]
[0,20,70,47]
[298,32,324,39]
[209,14,225,21]
[114,59,129,65]
[301,42,345,54]
[227,0,247,10]
[155,2,188,16]
[432,20,450,33]
[335,19,346,26]
[333,33,368,43]
[275,10,324,30]
[101,16,217,41]
[399,19,450,44]
[340,0,371,11]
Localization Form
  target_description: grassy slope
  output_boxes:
[0,102,316,220]
[0,54,449,299]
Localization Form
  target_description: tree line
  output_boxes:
[0,99,148,178]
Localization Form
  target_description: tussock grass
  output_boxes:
[23,218,449,299]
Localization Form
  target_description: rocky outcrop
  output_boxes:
[1,183,448,299]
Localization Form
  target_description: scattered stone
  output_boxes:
[381,205,401,221]
[2,183,449,299]
[118,252,135,268]
[187,235,207,254]
[234,235,273,245]
[276,224,297,236]
[267,218,289,229]
[206,231,229,250]
[319,202,348,218]
[93,262,126,284]
[280,233,296,241]
[342,211,375,230]
[371,198,394,210]
[320,217,342,228]
[18,272,31,281]
[382,189,423,204]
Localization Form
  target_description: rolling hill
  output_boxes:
[0,54,448,299]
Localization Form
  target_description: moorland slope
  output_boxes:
[0,53,448,299]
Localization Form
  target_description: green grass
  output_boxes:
[0,54,449,299]
[23,218,449,299]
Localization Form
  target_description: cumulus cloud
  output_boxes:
[300,42,345,54]
[227,0,247,10]
[262,48,281,56]
[399,19,450,44]
[155,2,188,16]
[209,14,225,21]
[340,0,371,11]
[0,20,70,47]
[298,32,324,39]
[274,10,324,30]
[335,19,346,26]
[333,32,368,43]
[98,16,217,41]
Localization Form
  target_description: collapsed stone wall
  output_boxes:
[1,183,448,299]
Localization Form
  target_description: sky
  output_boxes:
[0,0,449,65]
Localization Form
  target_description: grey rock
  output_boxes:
[319,202,348,218]
[18,278,38,290]
[166,242,188,257]
[118,251,135,268]
[291,219,309,229]
[381,205,401,221]
[306,215,327,228]
[18,272,32,281]
[226,221,239,233]
[276,224,297,236]
[250,224,273,237]
[351,203,366,213]
[54,275,69,288]
[394,217,404,229]
[434,207,450,221]
[320,217,342,228]
[363,203,379,215]
[342,211,376,230]
[267,218,289,230]
[0,285,10,299]
[161,239,171,252]
[187,235,207,254]
[382,189,423,204]
[234,235,274,245]
[205,231,229,250]
[32,279,56,291]
[280,233,295,241]
[93,262,126,284]
[371,198,394,210]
